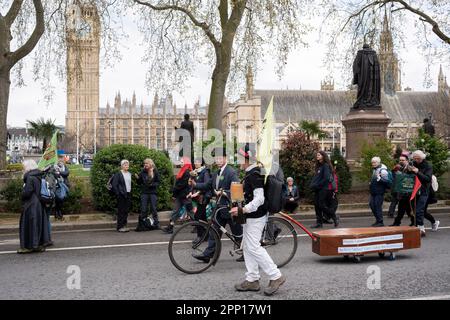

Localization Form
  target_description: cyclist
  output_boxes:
[189,147,243,263]
[232,143,286,296]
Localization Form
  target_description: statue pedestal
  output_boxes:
[342,108,391,164]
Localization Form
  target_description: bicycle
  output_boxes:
[168,190,298,274]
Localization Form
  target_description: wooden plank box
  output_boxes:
[312,227,421,256]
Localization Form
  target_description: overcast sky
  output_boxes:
[6,12,449,128]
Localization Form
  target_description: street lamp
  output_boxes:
[107,120,112,146]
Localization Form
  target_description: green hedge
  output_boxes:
[0,178,23,213]
[91,144,174,213]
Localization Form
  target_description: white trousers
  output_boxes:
[243,214,282,282]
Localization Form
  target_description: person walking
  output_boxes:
[112,160,132,233]
[309,151,339,228]
[190,147,243,262]
[424,187,440,232]
[232,144,286,296]
[135,158,160,231]
[188,158,212,243]
[18,160,46,254]
[283,177,299,214]
[410,150,433,237]
[369,157,391,227]
[162,157,193,234]
[390,154,416,227]
[388,162,402,218]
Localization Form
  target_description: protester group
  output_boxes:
[17,143,440,295]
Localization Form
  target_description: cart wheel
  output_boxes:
[343,255,350,261]
[388,252,396,261]
[378,252,385,259]
[353,256,362,263]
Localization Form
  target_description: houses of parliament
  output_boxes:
[65,3,449,155]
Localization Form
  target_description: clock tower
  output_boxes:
[65,2,100,153]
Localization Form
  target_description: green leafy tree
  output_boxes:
[280,130,320,202]
[357,139,395,182]
[27,118,58,150]
[299,120,327,141]
[330,147,352,194]
[91,144,174,213]
[413,129,449,177]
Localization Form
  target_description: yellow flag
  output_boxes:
[257,96,275,182]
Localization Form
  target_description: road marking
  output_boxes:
[0,234,311,255]
[1,226,449,255]
[405,295,450,300]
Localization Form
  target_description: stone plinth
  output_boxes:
[342,109,391,163]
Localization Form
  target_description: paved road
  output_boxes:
[0,214,449,300]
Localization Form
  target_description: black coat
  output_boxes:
[310,163,331,192]
[284,185,300,202]
[180,120,195,142]
[172,169,191,199]
[112,171,130,198]
[20,169,45,249]
[195,165,239,206]
[136,169,160,194]
[413,160,432,193]
[192,167,212,203]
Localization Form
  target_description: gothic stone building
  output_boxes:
[224,15,450,153]
[64,2,207,154]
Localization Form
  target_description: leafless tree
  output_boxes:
[0,0,124,169]
[131,0,313,131]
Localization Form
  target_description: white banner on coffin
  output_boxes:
[338,243,404,254]
[342,234,404,246]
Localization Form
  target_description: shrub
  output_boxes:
[91,144,174,213]
[0,178,23,213]
[6,164,23,172]
[357,138,395,182]
[280,131,320,202]
[62,177,84,214]
[330,147,352,194]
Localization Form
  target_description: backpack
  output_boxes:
[328,171,338,193]
[380,166,393,189]
[264,165,285,214]
[431,175,439,192]
[55,180,69,201]
[40,172,57,204]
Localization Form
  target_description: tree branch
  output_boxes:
[219,0,228,30]
[5,0,24,27]
[8,0,45,68]
[133,0,220,48]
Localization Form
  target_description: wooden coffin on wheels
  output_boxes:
[312,227,421,259]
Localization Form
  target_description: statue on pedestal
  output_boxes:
[352,44,381,110]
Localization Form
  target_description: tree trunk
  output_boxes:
[0,72,11,170]
[207,63,230,132]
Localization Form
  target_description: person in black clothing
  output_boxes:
[162,157,193,234]
[135,158,160,231]
[188,158,212,243]
[190,147,243,262]
[18,160,46,254]
[54,154,70,220]
[309,151,339,228]
[410,150,433,237]
[112,160,133,232]
[283,177,299,214]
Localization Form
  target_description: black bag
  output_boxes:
[264,165,285,214]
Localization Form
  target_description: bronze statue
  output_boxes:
[422,118,435,137]
[352,44,381,110]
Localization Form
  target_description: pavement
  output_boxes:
[0,213,449,300]
[1,200,449,234]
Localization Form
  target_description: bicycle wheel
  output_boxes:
[168,221,221,274]
[262,216,298,268]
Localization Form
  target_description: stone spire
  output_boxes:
[321,77,334,91]
[132,91,137,108]
[140,101,144,115]
[106,101,110,115]
[438,65,449,93]
[379,10,401,94]
[152,93,158,115]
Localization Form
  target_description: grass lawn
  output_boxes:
[67,164,91,177]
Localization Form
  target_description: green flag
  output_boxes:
[38,130,59,170]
